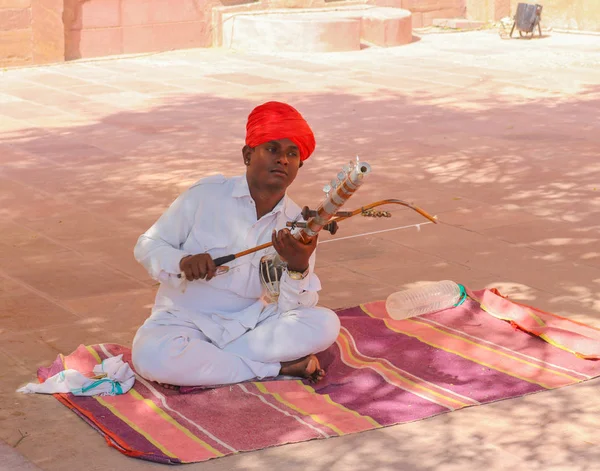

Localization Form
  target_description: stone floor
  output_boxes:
[1,30,600,470]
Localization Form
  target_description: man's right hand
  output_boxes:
[179,254,217,281]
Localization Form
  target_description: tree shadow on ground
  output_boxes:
[1,74,600,471]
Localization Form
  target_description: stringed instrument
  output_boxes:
[177,157,437,287]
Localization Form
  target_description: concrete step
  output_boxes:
[221,6,412,53]
[432,18,486,30]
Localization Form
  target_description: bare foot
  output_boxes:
[280,354,325,384]
[157,382,180,391]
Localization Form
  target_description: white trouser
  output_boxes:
[131,306,340,387]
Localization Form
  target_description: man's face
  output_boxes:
[244,138,302,192]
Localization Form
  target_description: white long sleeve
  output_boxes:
[134,191,198,280]
[277,275,319,311]
[133,174,328,347]
[276,248,321,312]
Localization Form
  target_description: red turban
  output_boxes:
[245,101,316,161]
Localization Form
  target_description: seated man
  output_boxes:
[131,101,341,388]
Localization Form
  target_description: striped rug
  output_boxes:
[37,288,600,464]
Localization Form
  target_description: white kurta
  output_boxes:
[131,174,340,386]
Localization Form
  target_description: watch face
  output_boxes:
[288,268,308,280]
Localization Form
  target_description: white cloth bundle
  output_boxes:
[17,354,135,396]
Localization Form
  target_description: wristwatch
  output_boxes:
[286,266,309,280]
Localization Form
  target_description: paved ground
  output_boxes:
[1,30,600,470]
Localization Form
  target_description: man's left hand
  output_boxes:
[271,228,316,272]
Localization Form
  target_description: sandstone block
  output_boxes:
[148,0,205,23]
[66,28,123,60]
[411,11,423,28]
[121,0,153,26]
[361,9,412,47]
[0,8,30,30]
[0,29,32,67]
[122,21,207,55]
[152,21,209,50]
[72,0,121,29]
[122,25,157,54]
[0,0,31,8]
[423,8,460,26]
[403,0,462,13]
[32,0,64,64]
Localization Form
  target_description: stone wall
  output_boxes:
[466,0,600,31]
[213,0,465,47]
[510,0,600,32]
[1,0,467,66]
[402,0,466,27]
[63,0,213,60]
[0,0,64,67]
[0,0,30,67]
[5,0,598,68]
[466,0,509,22]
